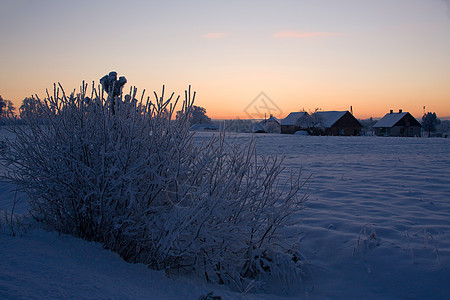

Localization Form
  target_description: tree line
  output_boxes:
[0,95,46,120]
[1,94,446,137]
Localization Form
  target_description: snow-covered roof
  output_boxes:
[373,112,408,128]
[189,124,218,131]
[315,111,347,128]
[281,111,351,127]
[262,115,280,124]
[281,112,307,126]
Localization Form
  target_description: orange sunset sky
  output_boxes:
[1,0,449,120]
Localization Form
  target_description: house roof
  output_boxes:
[281,111,350,127]
[373,112,408,128]
[190,123,218,131]
[263,115,280,124]
[315,111,348,128]
[281,112,307,126]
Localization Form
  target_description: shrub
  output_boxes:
[0,76,308,292]
[422,112,441,137]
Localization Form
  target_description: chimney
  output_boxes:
[399,109,402,113]
[390,110,393,114]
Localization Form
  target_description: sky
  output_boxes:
[1,0,449,120]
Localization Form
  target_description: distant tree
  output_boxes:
[0,95,6,117]
[422,112,441,137]
[177,105,211,125]
[5,100,16,117]
[222,118,256,133]
[295,108,324,135]
[192,106,211,124]
[0,96,16,118]
[19,97,44,119]
[437,120,449,138]
[310,109,325,128]
[295,110,312,129]
[360,117,377,135]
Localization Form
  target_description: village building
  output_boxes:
[280,111,309,134]
[189,123,219,131]
[281,110,362,136]
[315,111,363,136]
[260,114,281,133]
[373,110,422,137]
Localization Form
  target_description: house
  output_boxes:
[280,111,309,134]
[261,114,281,133]
[314,111,362,136]
[281,110,362,136]
[373,110,421,137]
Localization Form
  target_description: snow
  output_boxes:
[262,115,280,124]
[2,131,450,299]
[373,112,408,128]
[189,123,219,131]
[315,111,347,128]
[280,112,307,126]
[281,111,348,128]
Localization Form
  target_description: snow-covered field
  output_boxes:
[1,131,449,299]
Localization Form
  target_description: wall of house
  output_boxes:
[374,127,386,136]
[391,126,402,136]
[327,113,362,136]
[344,127,362,136]
[374,127,385,136]
[324,126,361,136]
[264,121,281,133]
[375,126,421,137]
[281,125,298,134]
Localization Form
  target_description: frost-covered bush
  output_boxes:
[0,76,308,292]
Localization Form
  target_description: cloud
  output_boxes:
[274,31,341,38]
[203,32,228,39]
